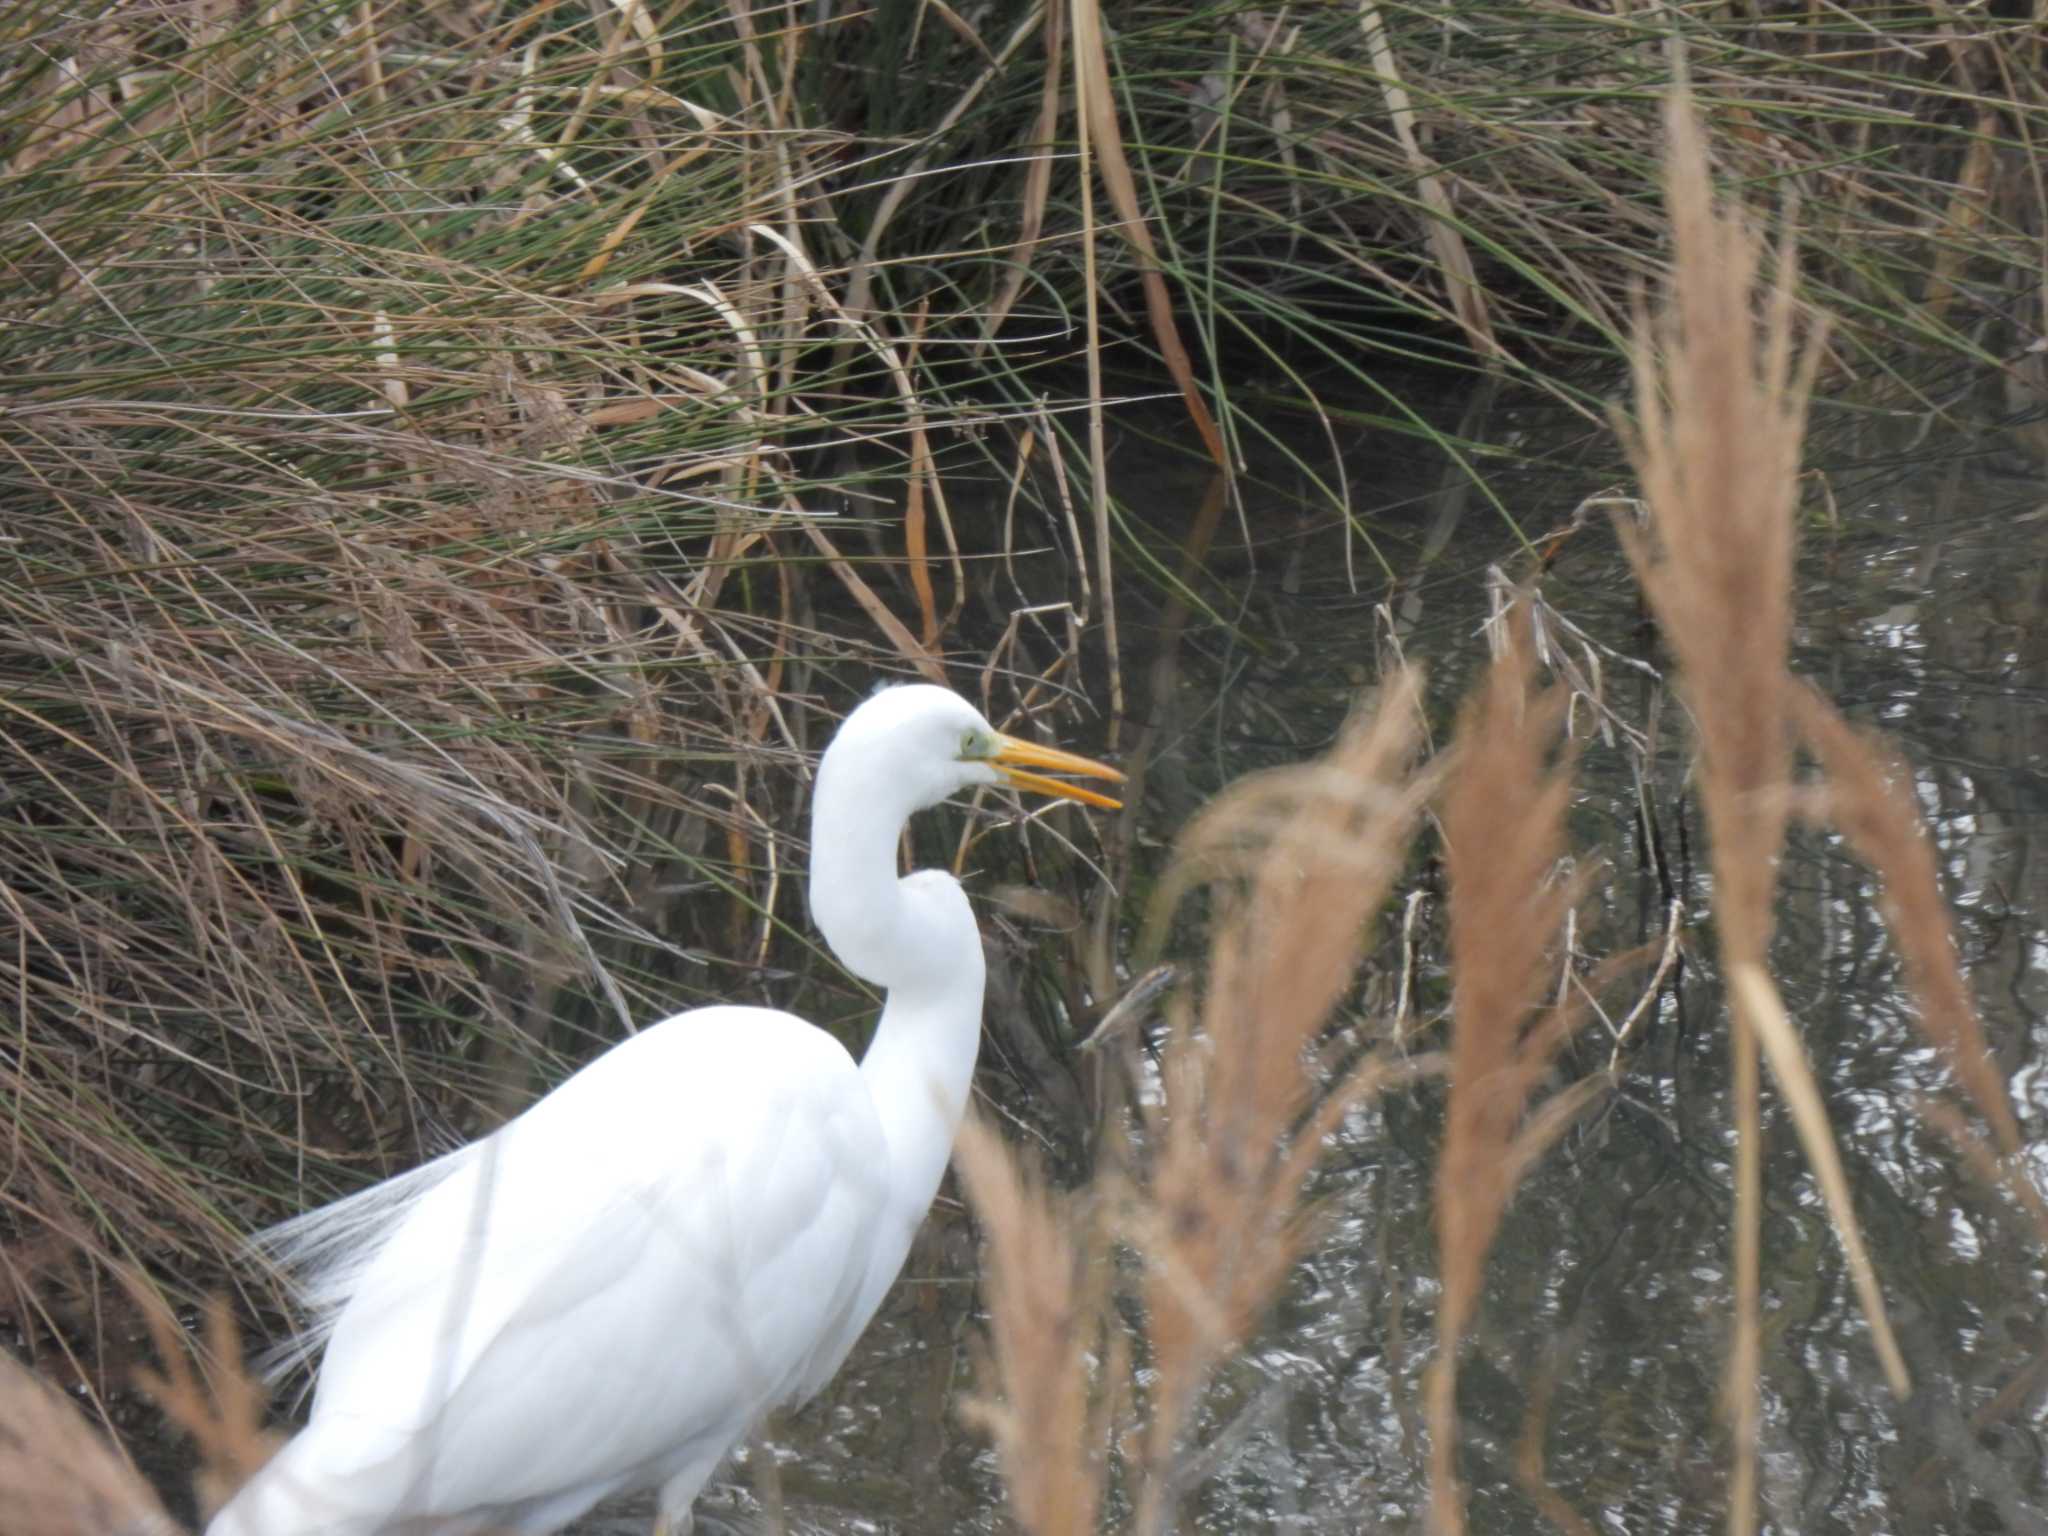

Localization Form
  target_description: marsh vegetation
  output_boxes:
[5,3,2048,1531]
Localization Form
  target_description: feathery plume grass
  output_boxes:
[0,1349,180,1536]
[959,670,1433,1535]
[131,1291,280,1522]
[951,1115,1109,1536]
[1617,95,1808,1533]
[1615,94,1813,968]
[1617,85,1906,1534]
[1426,615,1584,1536]
[1132,671,1430,1525]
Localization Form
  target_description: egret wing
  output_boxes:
[289,1006,890,1521]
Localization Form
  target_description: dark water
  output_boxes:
[625,383,2048,1535]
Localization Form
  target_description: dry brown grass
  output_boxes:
[130,1291,278,1525]
[957,615,1652,1536]
[0,1277,276,1536]
[954,671,1434,1536]
[10,11,2045,1524]
[0,0,1126,1348]
[1615,95,1814,974]
[957,79,2046,1536]
[0,1347,180,1536]
[0,1276,278,1536]
[1603,81,2048,1533]
[1131,672,1431,1529]
[1425,618,1585,1536]
[951,1116,1110,1536]
[1616,84,1857,1536]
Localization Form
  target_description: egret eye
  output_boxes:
[960,728,983,758]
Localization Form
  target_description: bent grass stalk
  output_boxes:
[1790,683,2027,1159]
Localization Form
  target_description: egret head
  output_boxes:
[810,684,1121,989]
[823,685,1123,815]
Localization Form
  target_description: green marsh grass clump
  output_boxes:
[796,3,2048,488]
[0,0,993,1349]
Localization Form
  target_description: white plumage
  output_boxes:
[206,684,1120,1536]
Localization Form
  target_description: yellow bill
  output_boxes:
[989,734,1125,810]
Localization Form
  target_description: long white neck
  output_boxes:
[808,744,984,1289]
[855,904,982,1221]
[806,759,919,990]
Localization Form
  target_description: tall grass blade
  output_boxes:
[1069,0,1226,470]
[979,4,1065,350]
[1357,1,1501,364]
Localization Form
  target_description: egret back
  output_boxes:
[208,1006,890,1536]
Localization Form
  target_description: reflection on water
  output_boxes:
[604,382,2048,1534]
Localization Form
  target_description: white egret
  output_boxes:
[205,684,1122,1536]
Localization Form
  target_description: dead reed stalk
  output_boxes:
[1426,615,1583,1536]
[1616,86,1905,1535]
[951,1116,1109,1536]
